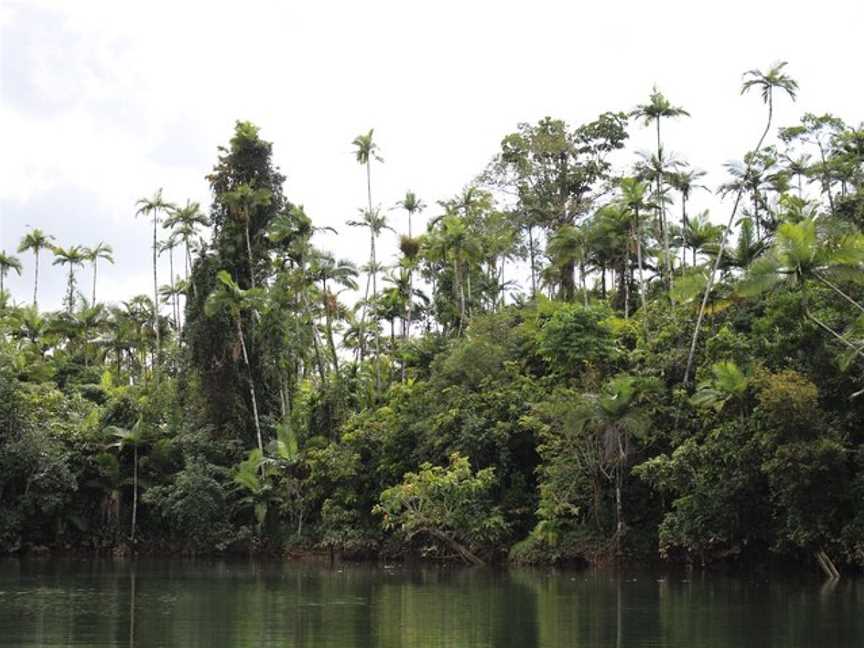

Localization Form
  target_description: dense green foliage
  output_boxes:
[2,64,863,575]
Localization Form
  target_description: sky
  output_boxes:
[1,0,862,310]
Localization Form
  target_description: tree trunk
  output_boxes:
[680,194,688,268]
[237,318,264,455]
[528,225,537,296]
[131,444,138,543]
[33,249,40,308]
[684,94,774,386]
[92,259,98,305]
[657,118,672,291]
[635,209,646,310]
[245,221,256,289]
[152,215,160,383]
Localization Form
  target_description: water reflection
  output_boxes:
[0,559,861,648]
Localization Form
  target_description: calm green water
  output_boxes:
[0,559,861,647]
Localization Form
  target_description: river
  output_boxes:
[0,559,860,647]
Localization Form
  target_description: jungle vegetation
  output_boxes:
[1,62,863,577]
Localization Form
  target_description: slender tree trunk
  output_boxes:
[245,221,255,289]
[623,256,630,319]
[131,444,138,543]
[323,285,341,373]
[67,266,74,312]
[684,95,774,385]
[818,144,836,217]
[92,260,98,305]
[657,118,672,291]
[528,225,537,296]
[33,249,40,308]
[635,209,647,310]
[681,194,688,268]
[168,246,178,329]
[237,318,264,455]
[152,215,160,383]
[371,232,381,393]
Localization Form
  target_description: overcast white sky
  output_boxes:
[1,0,861,310]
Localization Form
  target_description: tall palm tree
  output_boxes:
[158,236,181,328]
[17,229,54,308]
[205,270,267,454]
[619,178,653,311]
[348,207,392,389]
[164,200,209,285]
[632,88,690,287]
[0,250,23,297]
[669,167,709,266]
[309,251,358,373]
[397,190,425,239]
[136,188,176,379]
[51,245,87,311]
[106,419,147,543]
[84,242,114,305]
[684,62,798,386]
[353,128,383,220]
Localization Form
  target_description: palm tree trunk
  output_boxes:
[152,215,160,382]
[623,256,630,319]
[657,118,673,291]
[131,444,138,543]
[680,194,688,268]
[92,260,98,305]
[635,210,647,310]
[67,265,74,312]
[528,225,537,296]
[371,232,381,393]
[168,246,177,329]
[323,286,340,374]
[237,317,264,455]
[33,250,40,308]
[684,94,775,386]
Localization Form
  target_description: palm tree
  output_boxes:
[309,252,358,373]
[690,361,749,422]
[783,152,813,198]
[738,220,864,357]
[164,200,209,285]
[573,375,650,557]
[669,167,709,266]
[51,245,87,311]
[683,210,724,266]
[136,188,176,379]
[158,236,181,328]
[17,229,54,308]
[348,207,392,389]
[396,190,425,239]
[684,61,798,386]
[619,177,653,311]
[105,418,147,543]
[222,183,272,289]
[0,250,23,297]
[83,242,114,305]
[353,128,383,220]
[205,270,267,454]
[632,87,690,286]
